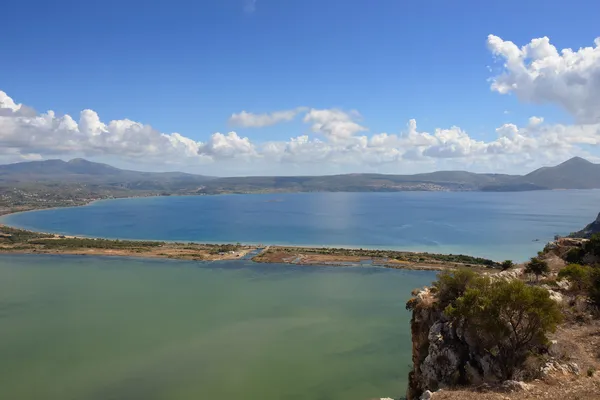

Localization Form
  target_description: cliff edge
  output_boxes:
[570,212,600,239]
[405,246,600,399]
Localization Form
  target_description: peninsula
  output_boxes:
[0,223,499,271]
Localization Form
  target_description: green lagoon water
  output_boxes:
[0,254,435,400]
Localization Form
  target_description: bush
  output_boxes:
[525,257,549,280]
[501,260,514,271]
[445,278,562,380]
[557,264,593,292]
[590,268,600,308]
[433,268,480,309]
[565,247,585,264]
[584,233,600,257]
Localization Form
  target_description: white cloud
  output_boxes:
[0,85,596,174]
[488,35,600,123]
[303,109,367,141]
[198,132,256,158]
[229,107,306,128]
[528,116,544,126]
[4,28,600,179]
[0,91,254,165]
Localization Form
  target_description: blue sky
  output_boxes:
[1,0,600,175]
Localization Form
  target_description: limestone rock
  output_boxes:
[419,390,433,400]
[500,380,533,392]
[547,289,564,304]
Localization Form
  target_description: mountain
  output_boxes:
[0,159,215,191]
[199,171,518,194]
[520,157,600,189]
[1,156,599,194]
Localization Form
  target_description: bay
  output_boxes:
[4,191,600,261]
[0,255,433,400]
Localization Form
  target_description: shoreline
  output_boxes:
[0,226,501,274]
[0,197,501,271]
[0,195,511,258]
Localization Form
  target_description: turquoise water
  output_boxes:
[4,191,600,261]
[0,255,434,400]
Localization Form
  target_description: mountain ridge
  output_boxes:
[0,156,599,194]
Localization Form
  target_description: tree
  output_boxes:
[433,268,479,309]
[589,268,600,308]
[565,247,585,264]
[446,278,562,380]
[525,257,549,281]
[557,264,593,292]
[501,260,514,271]
[584,233,600,257]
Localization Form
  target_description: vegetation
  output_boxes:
[207,244,242,254]
[558,264,594,292]
[565,247,585,264]
[589,268,600,308]
[584,233,600,257]
[0,225,54,241]
[432,268,479,309]
[501,260,514,271]
[28,238,163,249]
[444,275,563,380]
[525,257,549,280]
[257,246,499,268]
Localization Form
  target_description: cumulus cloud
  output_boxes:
[528,116,544,126]
[199,132,256,158]
[0,91,257,165]
[0,86,596,174]
[3,29,600,177]
[229,107,306,128]
[488,35,600,123]
[303,109,367,141]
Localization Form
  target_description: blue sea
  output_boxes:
[4,190,600,261]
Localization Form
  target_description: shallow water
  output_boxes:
[0,255,434,400]
[4,191,600,261]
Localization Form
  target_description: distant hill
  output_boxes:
[1,156,599,195]
[520,157,600,189]
[0,159,215,191]
[480,157,600,191]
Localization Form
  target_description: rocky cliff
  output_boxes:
[405,240,600,400]
[570,212,600,238]
[406,270,526,399]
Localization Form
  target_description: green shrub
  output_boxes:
[565,247,585,264]
[433,268,480,310]
[584,233,600,257]
[525,257,549,280]
[501,260,514,271]
[445,278,562,380]
[590,268,600,308]
[557,264,593,291]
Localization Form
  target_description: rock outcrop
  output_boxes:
[406,286,510,399]
[405,268,565,400]
[570,212,600,238]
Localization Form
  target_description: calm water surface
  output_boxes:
[0,255,433,400]
[4,191,600,261]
